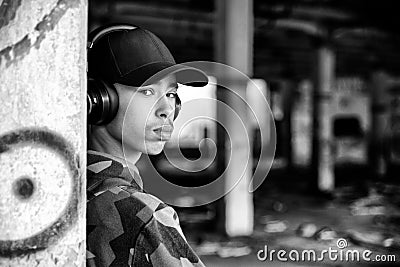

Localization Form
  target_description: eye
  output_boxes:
[166,92,178,98]
[140,89,154,96]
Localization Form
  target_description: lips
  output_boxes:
[153,125,174,140]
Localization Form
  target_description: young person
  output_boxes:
[86,24,207,267]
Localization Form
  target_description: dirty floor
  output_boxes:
[178,166,400,266]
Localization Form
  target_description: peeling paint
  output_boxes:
[0,0,22,29]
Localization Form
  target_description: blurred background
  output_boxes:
[90,0,400,266]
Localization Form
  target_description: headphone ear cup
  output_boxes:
[173,95,181,120]
[87,79,119,125]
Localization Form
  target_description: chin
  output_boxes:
[146,150,163,155]
[144,141,166,155]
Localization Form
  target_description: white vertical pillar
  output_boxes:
[0,0,87,265]
[215,0,254,236]
[315,46,335,192]
[246,79,270,142]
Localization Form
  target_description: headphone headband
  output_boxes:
[87,24,137,49]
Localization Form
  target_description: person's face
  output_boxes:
[107,74,178,155]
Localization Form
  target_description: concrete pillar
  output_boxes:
[292,80,313,166]
[281,80,294,169]
[313,46,335,192]
[369,70,390,177]
[215,0,254,236]
[0,0,87,265]
[246,79,271,162]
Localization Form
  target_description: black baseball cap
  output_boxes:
[88,24,208,87]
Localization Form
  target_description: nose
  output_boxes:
[155,95,174,119]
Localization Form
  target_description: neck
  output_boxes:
[88,126,142,165]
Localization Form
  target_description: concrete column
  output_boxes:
[369,70,390,177]
[0,0,87,265]
[313,46,335,192]
[215,0,254,236]
[281,80,294,169]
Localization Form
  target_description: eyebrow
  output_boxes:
[167,83,178,90]
[138,82,178,92]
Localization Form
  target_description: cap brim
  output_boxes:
[115,62,208,87]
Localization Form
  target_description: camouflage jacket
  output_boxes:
[86,150,205,267]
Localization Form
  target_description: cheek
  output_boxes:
[127,98,154,121]
[123,111,145,136]
[122,101,152,138]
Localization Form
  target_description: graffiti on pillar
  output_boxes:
[0,0,23,29]
[0,129,80,256]
[0,0,80,67]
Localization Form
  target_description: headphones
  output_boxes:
[87,24,181,125]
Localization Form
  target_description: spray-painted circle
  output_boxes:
[0,129,79,256]
[12,176,36,200]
